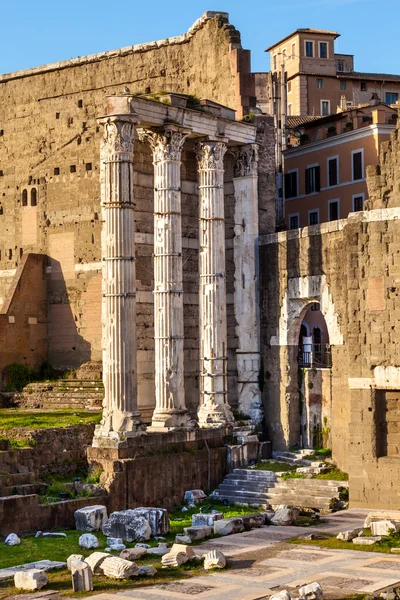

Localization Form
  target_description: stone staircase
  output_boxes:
[211,469,277,507]
[0,447,47,497]
[211,468,348,512]
[9,380,104,411]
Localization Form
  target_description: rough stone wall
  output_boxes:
[367,122,400,209]
[0,12,262,418]
[0,253,47,377]
[260,122,400,507]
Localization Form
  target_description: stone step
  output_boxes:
[225,474,277,484]
[221,479,275,491]
[212,489,270,501]
[267,495,335,510]
[214,484,270,497]
[0,482,47,496]
[231,469,278,479]
[211,493,269,507]
[275,480,347,490]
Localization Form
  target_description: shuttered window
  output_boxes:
[305,166,320,194]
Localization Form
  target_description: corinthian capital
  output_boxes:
[233,144,259,178]
[196,140,228,171]
[137,125,191,163]
[99,115,137,160]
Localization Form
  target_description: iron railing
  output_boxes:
[298,344,332,368]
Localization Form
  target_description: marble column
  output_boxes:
[196,139,234,427]
[95,95,145,441]
[138,125,191,430]
[233,144,264,428]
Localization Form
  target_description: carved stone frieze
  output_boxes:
[196,140,227,171]
[232,144,258,178]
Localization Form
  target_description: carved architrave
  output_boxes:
[196,140,227,171]
[138,126,190,163]
[233,144,259,178]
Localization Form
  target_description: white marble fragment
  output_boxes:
[204,550,226,570]
[79,533,99,549]
[14,569,48,591]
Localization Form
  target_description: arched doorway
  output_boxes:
[297,303,332,449]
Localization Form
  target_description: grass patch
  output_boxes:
[0,410,102,433]
[313,467,348,481]
[304,448,332,459]
[288,532,400,553]
[253,461,296,472]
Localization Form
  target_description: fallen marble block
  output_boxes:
[204,550,226,570]
[84,552,110,574]
[336,529,362,542]
[79,533,99,549]
[270,506,299,526]
[102,510,151,542]
[241,513,265,530]
[131,507,169,536]
[299,581,323,600]
[74,505,108,532]
[135,543,150,549]
[353,536,382,545]
[183,526,211,541]
[138,565,157,576]
[184,489,207,505]
[391,548,400,553]
[364,511,400,528]
[192,512,223,528]
[71,560,93,592]
[5,533,20,546]
[371,520,399,536]
[175,534,192,544]
[100,556,139,579]
[147,543,170,556]
[213,517,245,536]
[67,554,84,571]
[14,569,48,591]
[161,544,195,567]
[270,590,291,600]
[42,532,67,538]
[0,560,66,583]
[120,547,147,561]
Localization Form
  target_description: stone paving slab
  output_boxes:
[0,560,67,581]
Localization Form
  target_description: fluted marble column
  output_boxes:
[196,139,234,427]
[138,125,191,430]
[233,144,264,428]
[95,95,145,441]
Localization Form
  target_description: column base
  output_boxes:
[148,409,191,432]
[197,401,235,428]
[93,410,146,445]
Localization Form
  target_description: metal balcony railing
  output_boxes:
[298,344,332,368]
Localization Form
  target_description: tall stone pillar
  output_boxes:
[138,125,191,430]
[233,144,264,427]
[196,139,234,427]
[95,95,145,441]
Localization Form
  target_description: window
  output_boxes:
[321,100,330,116]
[30,188,37,207]
[56,113,60,119]
[86,163,92,171]
[328,157,339,187]
[54,167,60,176]
[338,61,344,72]
[386,92,399,105]
[291,43,296,58]
[285,170,298,198]
[352,150,364,181]
[305,41,314,57]
[287,103,293,116]
[273,55,277,70]
[78,99,83,108]
[311,303,320,311]
[340,81,347,90]
[319,42,328,58]
[353,194,364,212]
[360,81,368,92]
[316,79,323,89]
[309,210,319,226]
[287,81,292,94]
[22,189,28,206]
[305,165,320,194]
[289,214,299,229]
[70,165,76,173]
[329,199,340,221]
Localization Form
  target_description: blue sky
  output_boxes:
[0,0,399,75]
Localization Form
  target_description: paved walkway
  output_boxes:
[91,509,400,600]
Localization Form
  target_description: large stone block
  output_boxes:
[102,510,151,542]
[270,506,299,526]
[184,489,207,505]
[14,569,49,591]
[100,556,139,579]
[120,547,147,561]
[192,512,223,527]
[371,520,399,536]
[84,552,110,574]
[213,517,245,536]
[79,534,99,549]
[204,550,226,570]
[299,582,323,600]
[71,560,93,592]
[241,513,265,530]
[74,505,108,532]
[67,554,85,570]
[161,544,195,567]
[183,526,211,541]
[131,507,169,536]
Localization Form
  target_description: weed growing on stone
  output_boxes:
[288,533,398,553]
[253,461,297,472]
[0,410,102,433]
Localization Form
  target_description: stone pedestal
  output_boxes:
[94,95,145,443]
[232,144,263,427]
[138,126,191,430]
[196,139,234,427]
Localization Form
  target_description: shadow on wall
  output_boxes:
[47,258,91,370]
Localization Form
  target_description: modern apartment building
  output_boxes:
[283,103,398,229]
[266,28,400,117]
